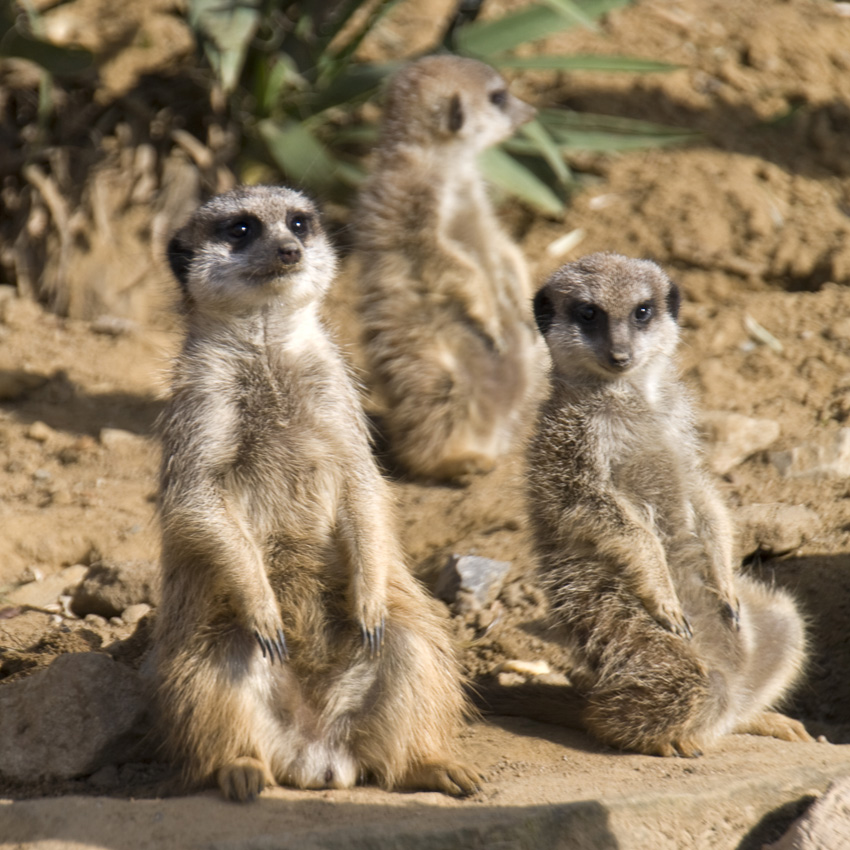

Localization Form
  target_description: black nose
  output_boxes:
[278,243,301,265]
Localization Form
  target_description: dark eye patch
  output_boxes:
[571,301,601,326]
[217,215,262,249]
[489,89,508,109]
[287,211,312,239]
[634,301,653,324]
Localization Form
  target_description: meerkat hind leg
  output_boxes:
[398,760,483,796]
[735,711,814,743]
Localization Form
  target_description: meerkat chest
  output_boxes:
[224,354,354,532]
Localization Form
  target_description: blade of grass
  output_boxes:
[478,147,564,216]
[258,119,341,192]
[454,0,628,56]
[492,54,678,73]
[519,118,572,185]
[539,108,701,137]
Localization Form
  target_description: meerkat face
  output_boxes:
[166,186,336,315]
[534,253,681,384]
[382,55,535,151]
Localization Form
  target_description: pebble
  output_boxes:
[434,554,512,610]
[121,603,151,625]
[700,411,781,475]
[26,421,55,443]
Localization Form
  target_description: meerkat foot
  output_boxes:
[653,738,703,758]
[217,757,273,802]
[399,760,484,797]
[737,711,814,743]
[254,627,288,663]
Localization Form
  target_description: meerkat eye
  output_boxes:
[573,303,598,325]
[221,216,260,247]
[287,212,312,238]
[489,89,508,109]
[634,302,653,323]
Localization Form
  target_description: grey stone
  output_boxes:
[0,652,148,782]
[71,559,160,619]
[765,777,850,849]
[434,554,511,610]
[770,428,850,479]
[737,503,822,557]
[700,411,781,475]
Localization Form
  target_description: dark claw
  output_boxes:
[722,602,741,631]
[682,616,694,640]
[361,618,386,658]
[255,630,288,664]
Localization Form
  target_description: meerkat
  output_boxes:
[527,252,812,757]
[154,185,481,801]
[352,55,540,481]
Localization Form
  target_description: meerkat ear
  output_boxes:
[533,288,556,337]
[666,282,681,321]
[447,93,464,133]
[167,234,194,292]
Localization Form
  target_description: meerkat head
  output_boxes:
[380,55,535,152]
[166,185,336,316]
[533,252,681,385]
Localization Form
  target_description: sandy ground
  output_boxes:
[2,0,850,844]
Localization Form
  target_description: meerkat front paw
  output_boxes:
[646,597,693,640]
[357,598,387,658]
[248,597,288,663]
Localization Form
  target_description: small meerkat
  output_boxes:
[155,185,480,801]
[352,55,540,481]
[527,252,811,757]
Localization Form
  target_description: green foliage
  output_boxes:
[186,0,693,213]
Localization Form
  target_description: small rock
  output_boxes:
[0,653,148,782]
[0,370,49,401]
[737,503,822,557]
[99,428,149,452]
[496,659,551,678]
[121,603,151,625]
[700,411,781,475]
[84,613,108,628]
[434,554,512,610]
[770,428,850,479]
[5,564,88,609]
[496,672,526,687]
[26,421,55,443]
[71,559,159,619]
[764,778,850,850]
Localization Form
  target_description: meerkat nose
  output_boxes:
[609,350,631,370]
[278,242,302,266]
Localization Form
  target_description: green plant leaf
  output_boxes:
[323,0,404,80]
[478,147,564,216]
[308,63,396,115]
[519,118,571,185]
[257,119,341,193]
[537,0,599,31]
[492,54,678,73]
[539,107,701,138]
[189,0,263,94]
[454,0,628,57]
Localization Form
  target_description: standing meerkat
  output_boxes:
[352,55,540,481]
[155,185,480,801]
[527,252,812,757]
